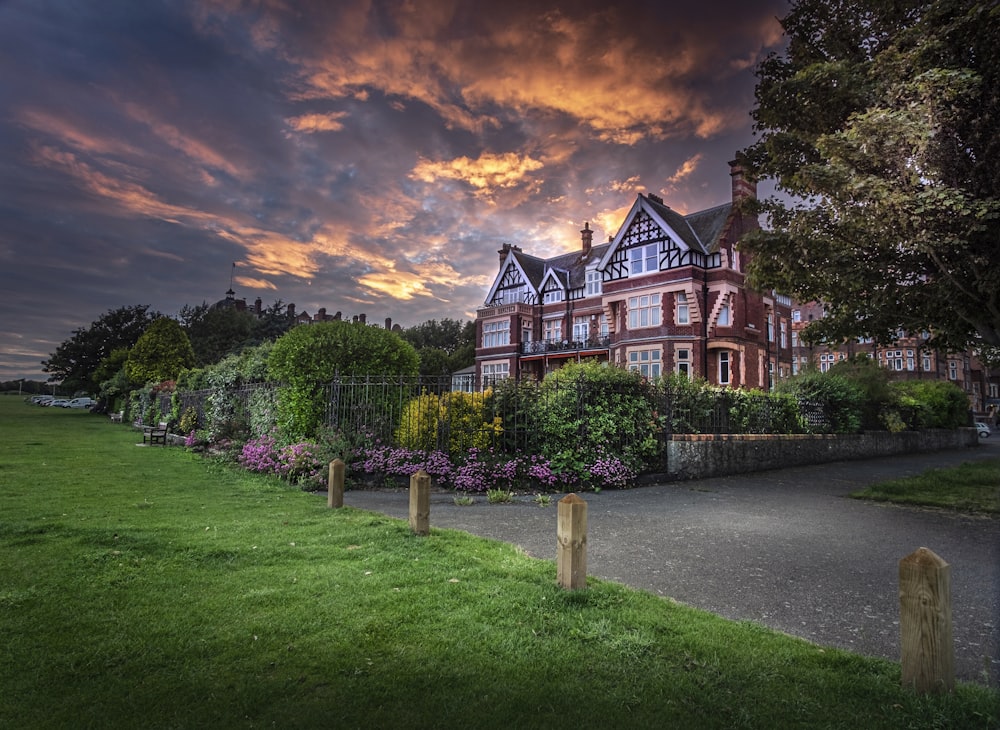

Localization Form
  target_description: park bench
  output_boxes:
[142,421,169,446]
[109,411,124,423]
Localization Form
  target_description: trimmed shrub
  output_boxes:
[891,380,970,429]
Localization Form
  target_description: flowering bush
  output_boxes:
[238,433,327,490]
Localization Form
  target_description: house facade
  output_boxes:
[790,302,1000,418]
[475,159,794,388]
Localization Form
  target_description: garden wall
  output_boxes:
[656,428,980,481]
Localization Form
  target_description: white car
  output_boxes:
[67,397,95,409]
[976,422,991,438]
[48,399,70,407]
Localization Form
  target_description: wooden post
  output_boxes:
[409,469,431,536]
[327,458,345,508]
[557,493,587,590]
[899,547,954,694]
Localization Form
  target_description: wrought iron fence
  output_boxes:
[177,375,830,468]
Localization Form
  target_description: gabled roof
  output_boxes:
[684,203,732,254]
[596,194,734,270]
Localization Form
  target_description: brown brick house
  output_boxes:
[475,159,793,388]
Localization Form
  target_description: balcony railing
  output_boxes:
[522,337,611,355]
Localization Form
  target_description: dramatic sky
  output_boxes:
[0,0,790,383]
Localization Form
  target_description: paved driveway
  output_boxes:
[341,440,1000,687]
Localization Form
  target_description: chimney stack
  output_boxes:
[581,222,593,257]
[359,313,366,324]
[254,297,262,315]
[385,317,392,330]
[729,155,757,203]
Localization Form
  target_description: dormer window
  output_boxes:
[543,289,563,304]
[585,270,602,296]
[629,243,658,276]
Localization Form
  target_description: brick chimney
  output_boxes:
[498,242,522,265]
[287,303,295,318]
[580,222,593,257]
[385,317,392,330]
[254,297,262,315]
[359,313,366,324]
[729,155,757,203]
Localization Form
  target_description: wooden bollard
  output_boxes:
[899,547,954,694]
[409,469,431,536]
[557,493,587,590]
[327,458,345,508]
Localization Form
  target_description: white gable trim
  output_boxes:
[596,195,695,271]
[484,256,538,305]
[538,268,568,292]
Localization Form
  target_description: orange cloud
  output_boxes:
[121,101,244,179]
[410,151,543,198]
[285,112,349,134]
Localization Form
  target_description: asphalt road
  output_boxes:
[339,439,1000,687]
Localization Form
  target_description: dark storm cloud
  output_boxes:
[0,0,789,381]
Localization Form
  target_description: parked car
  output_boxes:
[976,422,991,438]
[31,395,53,405]
[67,397,95,409]
[48,399,70,408]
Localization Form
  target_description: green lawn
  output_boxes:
[850,458,1000,514]
[1,396,997,729]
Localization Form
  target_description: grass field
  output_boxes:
[1,396,997,729]
[850,458,1000,514]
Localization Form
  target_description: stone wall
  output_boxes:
[656,429,980,481]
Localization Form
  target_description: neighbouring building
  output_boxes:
[475,158,794,388]
[213,289,402,331]
[790,302,1000,418]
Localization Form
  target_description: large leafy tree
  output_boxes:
[268,321,419,438]
[42,304,161,392]
[400,318,476,377]
[180,302,257,366]
[742,0,1000,350]
[125,317,196,384]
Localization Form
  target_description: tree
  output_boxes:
[742,0,1000,350]
[268,321,419,438]
[42,304,161,392]
[125,317,196,384]
[180,302,257,366]
[400,319,476,377]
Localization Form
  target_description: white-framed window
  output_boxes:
[780,321,787,349]
[767,312,774,341]
[628,349,661,378]
[791,331,799,348]
[629,243,658,276]
[923,355,932,371]
[989,383,998,399]
[599,314,609,338]
[949,361,958,380]
[521,320,532,345]
[543,319,562,342]
[792,309,801,323]
[481,362,510,387]
[675,347,691,376]
[676,292,690,325]
[572,316,589,342]
[495,283,526,306]
[543,289,563,304]
[718,351,731,385]
[482,320,510,348]
[792,357,800,375]
[628,293,661,329]
[585,270,602,296]
[907,356,915,371]
[717,301,731,327]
